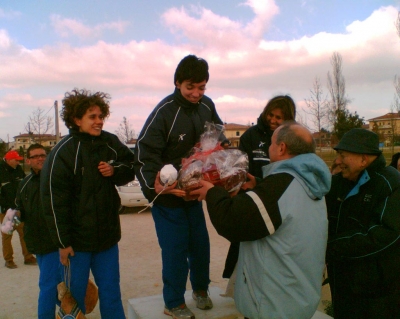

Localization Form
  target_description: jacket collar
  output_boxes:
[30,168,41,176]
[256,115,273,135]
[69,128,104,142]
[173,88,202,110]
[344,153,386,199]
[2,159,15,171]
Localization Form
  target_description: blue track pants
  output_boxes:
[37,251,61,319]
[152,202,210,309]
[67,244,125,319]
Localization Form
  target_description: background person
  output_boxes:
[389,152,400,171]
[0,150,36,269]
[326,128,400,318]
[134,55,222,319]
[16,144,60,319]
[191,122,330,319]
[239,95,296,180]
[41,88,135,318]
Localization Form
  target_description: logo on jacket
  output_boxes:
[179,134,186,141]
[259,141,265,148]
[364,194,372,202]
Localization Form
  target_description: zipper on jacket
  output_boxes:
[335,198,344,234]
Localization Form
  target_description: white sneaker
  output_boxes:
[164,304,195,319]
[192,291,213,310]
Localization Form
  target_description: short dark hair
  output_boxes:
[276,121,315,155]
[174,55,209,85]
[27,143,45,158]
[262,95,296,123]
[61,88,111,130]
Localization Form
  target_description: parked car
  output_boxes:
[117,180,148,213]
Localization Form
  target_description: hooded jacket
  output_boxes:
[239,114,273,179]
[204,153,331,319]
[16,169,58,255]
[134,88,222,208]
[40,129,135,252]
[326,154,400,296]
[0,160,25,213]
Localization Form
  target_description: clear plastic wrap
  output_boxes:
[202,149,248,192]
[177,122,248,198]
[1,209,20,235]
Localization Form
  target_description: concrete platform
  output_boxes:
[127,287,332,319]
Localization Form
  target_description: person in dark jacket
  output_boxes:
[389,151,400,171]
[239,95,296,179]
[16,144,60,319]
[0,150,37,268]
[222,95,297,281]
[326,128,400,319]
[134,55,222,319]
[41,88,135,318]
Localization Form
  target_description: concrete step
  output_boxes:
[127,286,333,319]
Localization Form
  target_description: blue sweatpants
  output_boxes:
[152,202,211,309]
[37,251,62,319]
[67,244,125,319]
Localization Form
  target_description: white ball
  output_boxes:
[160,164,178,185]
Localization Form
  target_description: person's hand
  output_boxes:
[59,246,74,266]
[98,161,114,177]
[241,173,256,190]
[190,180,214,201]
[229,188,240,197]
[154,172,186,198]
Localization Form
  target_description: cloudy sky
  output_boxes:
[0,0,399,141]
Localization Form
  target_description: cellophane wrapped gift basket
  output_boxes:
[177,122,248,200]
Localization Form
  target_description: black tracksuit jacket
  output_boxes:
[134,88,222,208]
[326,154,400,297]
[40,129,135,252]
[239,115,273,179]
[0,160,25,213]
[16,170,58,255]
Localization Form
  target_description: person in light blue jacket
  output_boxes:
[192,122,331,319]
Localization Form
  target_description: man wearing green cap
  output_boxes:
[326,128,400,318]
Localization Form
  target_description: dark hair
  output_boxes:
[174,55,209,85]
[61,88,111,129]
[262,95,296,125]
[275,121,315,155]
[27,143,45,158]
[390,152,400,169]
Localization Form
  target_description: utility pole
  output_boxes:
[54,100,60,143]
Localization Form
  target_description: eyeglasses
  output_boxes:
[28,154,47,160]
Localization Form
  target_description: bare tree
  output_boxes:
[115,116,135,144]
[395,75,400,99]
[304,77,329,148]
[25,107,54,144]
[396,11,400,39]
[295,109,311,130]
[388,75,400,153]
[327,52,351,128]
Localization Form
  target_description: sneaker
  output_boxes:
[164,304,195,319]
[192,290,213,310]
[5,261,17,269]
[24,256,37,265]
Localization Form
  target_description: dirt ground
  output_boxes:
[0,204,331,319]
